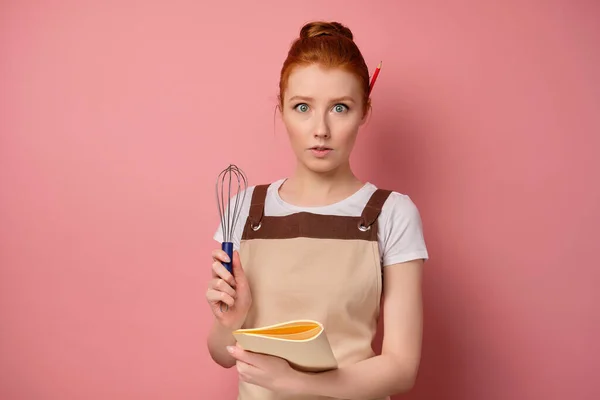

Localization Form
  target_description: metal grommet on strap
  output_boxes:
[247,184,268,233]
[358,219,371,231]
[358,189,392,233]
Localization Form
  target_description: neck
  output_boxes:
[279,161,364,207]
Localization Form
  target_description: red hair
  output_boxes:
[278,21,371,115]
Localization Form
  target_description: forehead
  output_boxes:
[284,64,362,100]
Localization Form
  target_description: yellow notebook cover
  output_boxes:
[232,320,338,372]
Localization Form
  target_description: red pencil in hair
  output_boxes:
[368,61,382,95]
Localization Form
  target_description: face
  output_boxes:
[280,64,367,174]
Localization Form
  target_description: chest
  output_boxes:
[239,236,382,328]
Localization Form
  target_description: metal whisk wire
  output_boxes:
[215,164,248,312]
[216,165,248,254]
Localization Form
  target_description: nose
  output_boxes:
[313,113,330,139]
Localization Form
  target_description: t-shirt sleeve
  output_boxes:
[379,193,429,266]
[212,186,253,251]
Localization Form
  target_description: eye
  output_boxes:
[333,104,349,113]
[294,103,309,113]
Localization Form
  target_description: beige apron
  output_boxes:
[238,183,392,400]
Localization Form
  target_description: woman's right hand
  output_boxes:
[206,249,252,331]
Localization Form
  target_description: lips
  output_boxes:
[309,146,333,158]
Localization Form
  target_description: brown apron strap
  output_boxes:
[248,184,269,226]
[360,189,392,228]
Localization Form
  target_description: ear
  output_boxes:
[360,104,371,126]
[276,96,285,118]
[275,103,284,122]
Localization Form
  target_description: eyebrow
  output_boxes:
[288,95,356,103]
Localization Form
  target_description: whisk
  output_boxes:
[215,164,248,312]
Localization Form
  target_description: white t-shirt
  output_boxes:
[213,179,429,267]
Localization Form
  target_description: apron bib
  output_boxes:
[237,183,392,400]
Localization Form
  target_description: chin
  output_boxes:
[303,159,341,174]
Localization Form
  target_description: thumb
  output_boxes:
[231,250,246,282]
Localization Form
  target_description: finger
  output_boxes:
[209,278,236,298]
[211,248,231,263]
[228,344,262,367]
[236,360,258,384]
[206,289,234,307]
[212,261,236,287]
[231,250,245,282]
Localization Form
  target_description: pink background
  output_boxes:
[1,1,599,399]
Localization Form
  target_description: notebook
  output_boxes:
[232,320,338,372]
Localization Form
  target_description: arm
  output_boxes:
[295,258,424,399]
[207,320,238,368]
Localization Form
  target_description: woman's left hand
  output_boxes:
[227,343,305,394]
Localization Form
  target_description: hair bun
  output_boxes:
[299,21,354,41]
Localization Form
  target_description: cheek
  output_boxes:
[282,115,306,141]
[333,119,360,143]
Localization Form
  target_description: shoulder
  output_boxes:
[372,187,429,266]
[380,190,423,224]
[245,179,285,202]
[227,179,281,207]
[360,183,421,221]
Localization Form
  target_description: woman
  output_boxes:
[206,21,429,400]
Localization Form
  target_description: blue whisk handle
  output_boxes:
[221,242,234,274]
